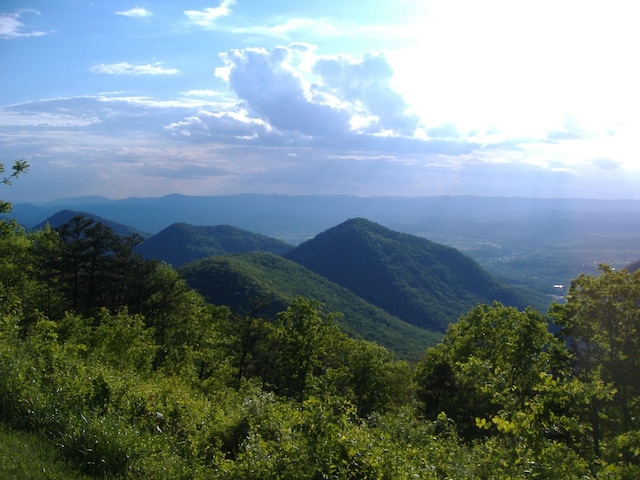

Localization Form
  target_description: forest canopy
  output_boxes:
[1,215,639,478]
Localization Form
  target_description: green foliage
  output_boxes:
[180,251,441,359]
[415,302,567,439]
[31,215,154,318]
[88,309,158,374]
[0,220,39,317]
[269,297,340,400]
[0,423,91,480]
[0,159,28,214]
[2,216,640,478]
[138,222,293,266]
[285,217,537,332]
[551,265,640,465]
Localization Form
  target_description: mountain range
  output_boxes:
[30,209,555,358]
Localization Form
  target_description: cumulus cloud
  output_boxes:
[0,10,46,39]
[313,53,419,135]
[219,46,351,136]
[215,45,420,138]
[185,0,235,28]
[165,108,274,141]
[90,62,180,75]
[115,7,152,18]
[2,94,637,201]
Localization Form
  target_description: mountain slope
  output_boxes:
[179,251,441,359]
[137,223,293,267]
[626,259,640,273]
[285,218,536,332]
[33,209,148,238]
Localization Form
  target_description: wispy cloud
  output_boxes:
[231,17,420,41]
[180,90,224,98]
[232,17,341,39]
[90,62,180,76]
[592,158,621,170]
[0,11,46,39]
[115,7,152,18]
[184,0,235,28]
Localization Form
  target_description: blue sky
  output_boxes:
[1,0,639,202]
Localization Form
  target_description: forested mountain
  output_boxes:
[180,251,440,358]
[285,218,540,331]
[627,258,640,273]
[3,209,640,477]
[34,209,148,239]
[6,194,640,300]
[137,223,293,267]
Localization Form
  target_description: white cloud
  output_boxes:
[216,45,419,138]
[180,90,224,98]
[165,108,272,140]
[230,16,422,42]
[313,53,419,134]
[218,46,351,136]
[185,0,235,28]
[0,11,46,39]
[90,62,180,76]
[387,0,640,145]
[115,7,152,18]
[232,17,341,39]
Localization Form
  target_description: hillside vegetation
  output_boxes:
[8,194,640,301]
[180,251,440,358]
[137,223,293,267]
[285,218,542,331]
[35,209,149,239]
[1,213,640,478]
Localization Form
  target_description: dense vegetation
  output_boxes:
[34,209,148,240]
[137,223,293,267]
[1,210,640,478]
[179,251,440,358]
[285,218,545,331]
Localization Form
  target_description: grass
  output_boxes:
[0,422,90,480]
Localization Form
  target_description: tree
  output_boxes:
[32,216,152,318]
[340,338,412,416]
[268,297,342,401]
[551,265,640,460]
[415,302,565,439]
[0,160,29,214]
[0,220,38,317]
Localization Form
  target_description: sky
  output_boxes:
[1,0,640,202]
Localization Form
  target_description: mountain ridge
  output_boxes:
[6,194,640,303]
[179,251,440,358]
[285,218,539,331]
[33,209,149,239]
[136,223,293,267]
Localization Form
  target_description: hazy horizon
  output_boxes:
[2,1,640,202]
